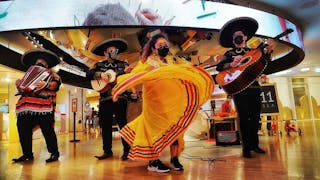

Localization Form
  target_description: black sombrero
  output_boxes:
[91,38,128,56]
[219,17,258,48]
[21,49,60,68]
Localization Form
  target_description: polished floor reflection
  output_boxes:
[1,120,319,180]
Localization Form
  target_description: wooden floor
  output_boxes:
[1,120,320,180]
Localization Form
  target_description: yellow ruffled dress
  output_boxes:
[112,55,214,160]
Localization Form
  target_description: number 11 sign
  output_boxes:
[260,84,279,114]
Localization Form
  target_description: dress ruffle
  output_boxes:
[112,61,213,160]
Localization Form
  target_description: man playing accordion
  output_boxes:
[13,49,61,163]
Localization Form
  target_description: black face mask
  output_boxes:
[36,63,47,68]
[157,46,169,57]
[234,35,244,45]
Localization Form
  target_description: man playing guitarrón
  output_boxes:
[87,38,135,160]
[216,17,274,158]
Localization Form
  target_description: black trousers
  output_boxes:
[99,98,130,154]
[233,88,261,152]
[17,113,59,157]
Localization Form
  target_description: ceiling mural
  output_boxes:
[0,0,314,89]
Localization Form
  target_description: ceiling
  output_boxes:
[0,0,319,90]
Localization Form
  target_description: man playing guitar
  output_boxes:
[87,38,136,161]
[216,17,274,158]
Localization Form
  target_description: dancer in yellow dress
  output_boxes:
[112,33,213,172]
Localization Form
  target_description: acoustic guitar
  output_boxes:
[90,62,137,93]
[91,69,117,93]
[215,29,293,95]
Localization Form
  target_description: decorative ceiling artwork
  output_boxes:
[0,0,311,89]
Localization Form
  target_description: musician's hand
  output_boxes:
[259,74,268,84]
[230,56,242,68]
[100,72,110,82]
[36,80,47,89]
[265,39,275,54]
[131,92,138,100]
[124,66,134,73]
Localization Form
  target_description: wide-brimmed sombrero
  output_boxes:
[219,17,258,48]
[91,38,128,56]
[21,49,60,68]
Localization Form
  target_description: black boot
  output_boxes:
[242,151,252,158]
[253,147,266,154]
[46,153,59,163]
[121,151,129,161]
[12,155,34,163]
[94,152,113,160]
[170,156,184,171]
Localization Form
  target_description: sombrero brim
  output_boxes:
[219,17,258,48]
[21,49,60,68]
[91,38,128,56]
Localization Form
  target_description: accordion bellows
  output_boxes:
[18,65,52,93]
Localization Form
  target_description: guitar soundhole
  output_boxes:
[241,56,251,64]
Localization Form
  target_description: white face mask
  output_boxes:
[108,49,119,59]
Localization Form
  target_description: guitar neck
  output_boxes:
[274,28,293,39]
[257,28,294,49]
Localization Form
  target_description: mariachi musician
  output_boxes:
[87,38,136,161]
[216,17,274,158]
[13,49,61,163]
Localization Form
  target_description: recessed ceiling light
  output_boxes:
[273,69,292,75]
[315,68,320,73]
[301,68,310,72]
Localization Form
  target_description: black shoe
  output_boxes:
[121,152,129,161]
[242,151,252,158]
[12,155,34,163]
[95,152,113,160]
[253,147,266,154]
[147,159,170,173]
[170,157,184,171]
[46,154,59,163]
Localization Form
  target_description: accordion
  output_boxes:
[17,65,52,94]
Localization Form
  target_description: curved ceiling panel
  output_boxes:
[0,1,304,48]
[0,0,306,88]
